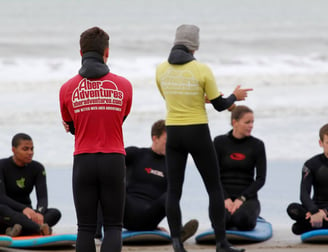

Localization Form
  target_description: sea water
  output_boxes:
[0,0,327,232]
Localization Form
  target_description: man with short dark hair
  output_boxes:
[0,133,61,236]
[60,26,133,252]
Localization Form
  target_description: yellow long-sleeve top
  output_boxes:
[156,60,221,126]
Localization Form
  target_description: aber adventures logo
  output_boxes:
[230,153,246,161]
[72,78,124,112]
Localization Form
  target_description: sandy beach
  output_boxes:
[1,227,328,252]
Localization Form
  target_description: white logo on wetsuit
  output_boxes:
[145,168,164,177]
[72,78,124,109]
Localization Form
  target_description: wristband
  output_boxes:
[238,196,246,202]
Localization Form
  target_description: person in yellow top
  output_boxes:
[156,24,252,252]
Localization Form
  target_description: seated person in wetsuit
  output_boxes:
[287,123,328,235]
[213,105,267,231]
[0,203,50,237]
[95,120,198,241]
[0,133,61,236]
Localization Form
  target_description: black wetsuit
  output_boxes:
[124,146,166,230]
[287,154,328,234]
[214,130,266,230]
[0,157,61,235]
[73,153,125,251]
[95,147,166,235]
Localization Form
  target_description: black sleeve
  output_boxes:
[300,163,319,214]
[65,121,75,135]
[0,161,27,212]
[35,163,48,214]
[241,140,267,199]
[210,94,236,112]
[125,147,139,167]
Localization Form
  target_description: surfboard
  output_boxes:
[301,229,328,243]
[0,235,12,247]
[122,229,171,244]
[196,217,273,244]
[9,233,77,248]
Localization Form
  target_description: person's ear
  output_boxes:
[104,48,109,58]
[319,139,323,147]
[80,50,83,56]
[232,119,237,127]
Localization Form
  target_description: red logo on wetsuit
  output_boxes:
[230,153,246,161]
[145,168,164,177]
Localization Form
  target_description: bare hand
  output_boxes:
[233,85,253,101]
[308,209,328,228]
[34,212,44,225]
[231,198,244,214]
[23,207,37,220]
[305,212,311,219]
[62,121,70,132]
[225,198,234,213]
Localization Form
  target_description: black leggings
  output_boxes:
[287,202,328,235]
[124,193,166,231]
[0,204,61,235]
[225,198,260,230]
[73,153,125,252]
[166,124,226,243]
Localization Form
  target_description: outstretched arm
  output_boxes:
[210,85,253,112]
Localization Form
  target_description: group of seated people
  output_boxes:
[1,106,328,241]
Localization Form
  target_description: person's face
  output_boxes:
[319,134,328,158]
[152,131,167,155]
[232,112,254,138]
[12,140,34,166]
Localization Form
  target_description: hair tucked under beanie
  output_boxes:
[173,24,200,51]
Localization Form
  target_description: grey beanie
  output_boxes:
[174,24,200,51]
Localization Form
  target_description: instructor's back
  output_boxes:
[59,26,133,252]
[156,24,251,252]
